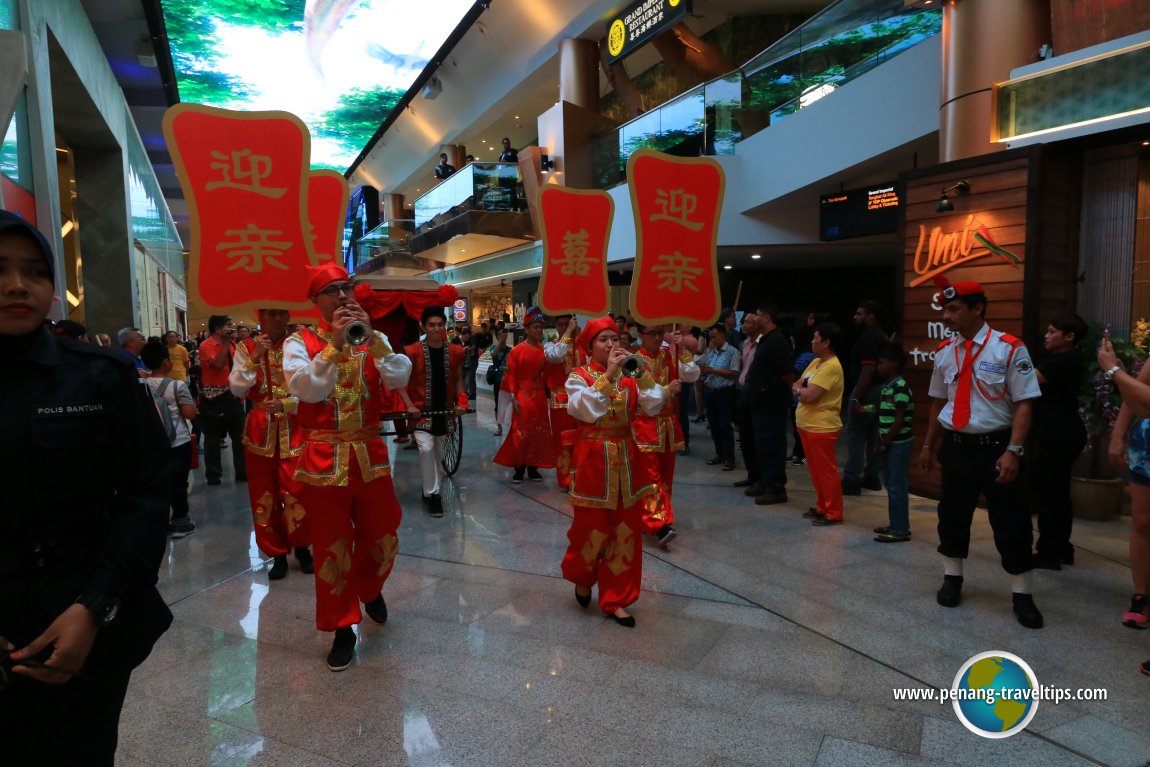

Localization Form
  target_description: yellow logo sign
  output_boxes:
[608,19,627,57]
[669,0,681,5]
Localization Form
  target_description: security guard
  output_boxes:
[919,277,1043,629]
[0,210,172,764]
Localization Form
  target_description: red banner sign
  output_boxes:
[163,104,316,314]
[537,185,613,316]
[627,150,725,327]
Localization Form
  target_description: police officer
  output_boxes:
[0,210,172,764]
[919,277,1043,629]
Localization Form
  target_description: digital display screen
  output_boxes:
[160,0,474,171]
[819,182,900,241]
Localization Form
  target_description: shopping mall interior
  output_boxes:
[3,0,1150,764]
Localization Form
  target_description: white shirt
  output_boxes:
[143,377,193,447]
[283,330,411,403]
[566,374,665,424]
[928,323,1041,433]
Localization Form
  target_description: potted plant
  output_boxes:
[1072,324,1146,519]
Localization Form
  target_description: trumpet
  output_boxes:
[343,320,373,348]
[619,354,645,378]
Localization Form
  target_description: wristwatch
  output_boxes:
[1104,365,1122,381]
[1005,444,1025,457]
[75,594,120,628]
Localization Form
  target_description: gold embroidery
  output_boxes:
[332,352,368,431]
[353,442,392,482]
[317,538,352,596]
[580,528,608,568]
[320,344,343,363]
[283,492,306,534]
[295,443,351,487]
[604,522,636,576]
[252,491,274,528]
[371,534,399,576]
[367,335,391,358]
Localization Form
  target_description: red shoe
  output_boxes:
[1123,594,1149,629]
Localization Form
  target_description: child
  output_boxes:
[874,343,914,542]
[141,341,199,537]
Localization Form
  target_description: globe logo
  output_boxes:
[952,651,1039,738]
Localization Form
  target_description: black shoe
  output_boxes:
[874,531,911,543]
[364,594,388,625]
[790,455,805,466]
[860,476,882,491]
[743,484,766,497]
[268,555,289,580]
[424,494,444,518]
[802,508,824,520]
[206,478,222,486]
[575,587,591,608]
[722,459,736,471]
[754,491,788,506]
[527,468,543,482]
[656,524,678,546]
[326,627,356,671]
[511,472,524,484]
[1032,552,1062,571]
[295,547,314,574]
[1013,593,1044,629]
[841,481,861,496]
[810,516,843,526]
[937,575,963,608]
[706,457,723,465]
[733,478,756,488]
[169,519,196,538]
[608,611,636,628]
[873,525,891,534]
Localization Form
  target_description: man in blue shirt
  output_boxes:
[117,326,148,377]
[700,324,740,470]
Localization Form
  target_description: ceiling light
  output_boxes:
[723,265,732,270]
[751,253,761,259]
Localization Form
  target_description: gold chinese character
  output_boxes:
[555,229,599,276]
[216,224,292,272]
[652,251,704,293]
[649,188,703,231]
[206,149,286,199]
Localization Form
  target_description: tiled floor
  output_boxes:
[118,395,1150,766]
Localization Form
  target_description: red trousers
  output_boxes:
[244,450,309,557]
[552,408,575,489]
[799,428,843,521]
[296,471,402,631]
[561,501,643,614]
[640,450,676,535]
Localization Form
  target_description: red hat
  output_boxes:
[523,305,545,326]
[933,274,984,300]
[305,262,350,298]
[576,316,617,354]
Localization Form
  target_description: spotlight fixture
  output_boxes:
[135,34,157,67]
[936,180,970,213]
[540,154,555,172]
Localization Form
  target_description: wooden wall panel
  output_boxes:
[1051,0,1150,56]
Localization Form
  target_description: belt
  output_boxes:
[946,429,1011,446]
[302,426,380,443]
[579,427,632,439]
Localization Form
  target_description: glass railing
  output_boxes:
[590,0,941,189]
[413,162,525,231]
[354,218,415,271]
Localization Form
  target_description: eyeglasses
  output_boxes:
[318,283,356,297]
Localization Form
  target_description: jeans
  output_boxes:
[880,440,913,535]
[843,401,880,485]
[752,409,789,494]
[704,387,736,460]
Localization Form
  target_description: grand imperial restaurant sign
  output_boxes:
[605,0,692,64]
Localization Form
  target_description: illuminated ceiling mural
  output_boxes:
[161,0,475,171]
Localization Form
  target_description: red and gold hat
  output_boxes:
[576,316,617,354]
[305,262,349,298]
[523,305,545,327]
[933,274,984,300]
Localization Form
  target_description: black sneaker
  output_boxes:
[1013,593,1044,629]
[364,594,388,625]
[169,520,196,538]
[295,547,314,574]
[802,508,823,520]
[424,494,444,518]
[656,525,678,546]
[511,471,525,485]
[527,467,543,482]
[790,455,805,466]
[937,575,963,608]
[268,555,289,580]
[326,627,356,672]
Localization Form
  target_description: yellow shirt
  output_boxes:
[796,355,844,433]
[167,343,190,382]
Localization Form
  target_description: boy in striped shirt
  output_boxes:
[874,344,914,542]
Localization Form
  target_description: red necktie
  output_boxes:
[952,339,974,430]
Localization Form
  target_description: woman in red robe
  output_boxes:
[494,306,558,482]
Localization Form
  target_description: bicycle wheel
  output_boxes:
[442,414,463,476]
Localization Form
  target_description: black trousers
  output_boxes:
[736,393,758,481]
[1030,436,1086,558]
[937,432,1033,574]
[753,409,789,495]
[200,395,246,482]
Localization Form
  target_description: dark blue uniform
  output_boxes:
[0,325,173,764]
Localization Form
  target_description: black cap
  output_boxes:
[0,210,54,284]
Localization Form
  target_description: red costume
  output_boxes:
[632,345,700,535]
[560,318,664,615]
[283,322,411,631]
[404,339,466,498]
[493,340,558,469]
[229,336,308,556]
[544,336,581,489]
